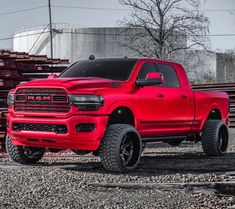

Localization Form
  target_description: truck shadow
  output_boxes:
[138,152,235,173]
[40,152,235,175]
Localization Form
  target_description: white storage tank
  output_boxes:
[13,26,187,63]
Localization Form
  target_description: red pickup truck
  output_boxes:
[6,58,229,172]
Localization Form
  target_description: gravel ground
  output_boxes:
[0,131,235,208]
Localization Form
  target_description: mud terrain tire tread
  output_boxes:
[6,134,44,164]
[201,120,228,157]
[99,124,141,173]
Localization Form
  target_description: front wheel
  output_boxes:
[201,120,229,156]
[99,124,142,173]
[6,134,45,164]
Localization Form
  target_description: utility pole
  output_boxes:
[48,0,53,59]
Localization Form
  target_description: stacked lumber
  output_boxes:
[0,50,69,143]
[192,83,235,128]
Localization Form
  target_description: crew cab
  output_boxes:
[6,58,229,172]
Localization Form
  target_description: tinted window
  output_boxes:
[60,59,137,81]
[156,64,180,88]
[138,63,157,80]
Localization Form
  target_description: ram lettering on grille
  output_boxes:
[14,88,70,113]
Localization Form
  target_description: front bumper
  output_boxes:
[7,113,109,151]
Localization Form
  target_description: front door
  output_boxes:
[134,62,192,137]
[154,63,192,135]
[134,62,166,137]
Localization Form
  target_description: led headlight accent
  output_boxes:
[69,95,104,110]
[7,94,15,107]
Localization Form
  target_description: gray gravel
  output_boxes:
[0,130,235,208]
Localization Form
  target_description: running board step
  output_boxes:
[141,135,188,143]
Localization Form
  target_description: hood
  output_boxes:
[17,77,122,92]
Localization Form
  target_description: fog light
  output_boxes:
[76,124,95,132]
[56,125,68,134]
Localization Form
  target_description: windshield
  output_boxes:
[60,59,137,81]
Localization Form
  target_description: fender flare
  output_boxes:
[199,103,222,131]
[106,101,137,128]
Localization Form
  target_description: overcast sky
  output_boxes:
[0,0,235,51]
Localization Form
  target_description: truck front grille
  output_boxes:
[14,88,70,113]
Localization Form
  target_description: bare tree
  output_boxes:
[119,0,210,60]
[179,50,216,84]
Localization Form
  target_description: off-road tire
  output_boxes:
[6,134,45,164]
[99,124,142,173]
[201,120,229,157]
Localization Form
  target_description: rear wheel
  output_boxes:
[6,134,45,164]
[201,120,229,156]
[99,124,141,173]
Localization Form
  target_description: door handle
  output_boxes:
[156,93,164,98]
[180,95,188,99]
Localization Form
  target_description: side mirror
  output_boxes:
[48,74,58,79]
[136,72,164,87]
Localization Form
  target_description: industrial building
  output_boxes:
[13,25,235,83]
[13,26,187,63]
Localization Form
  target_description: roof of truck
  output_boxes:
[78,57,181,66]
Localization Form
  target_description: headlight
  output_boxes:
[69,95,104,110]
[7,93,15,107]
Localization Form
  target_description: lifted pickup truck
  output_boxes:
[6,58,229,172]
